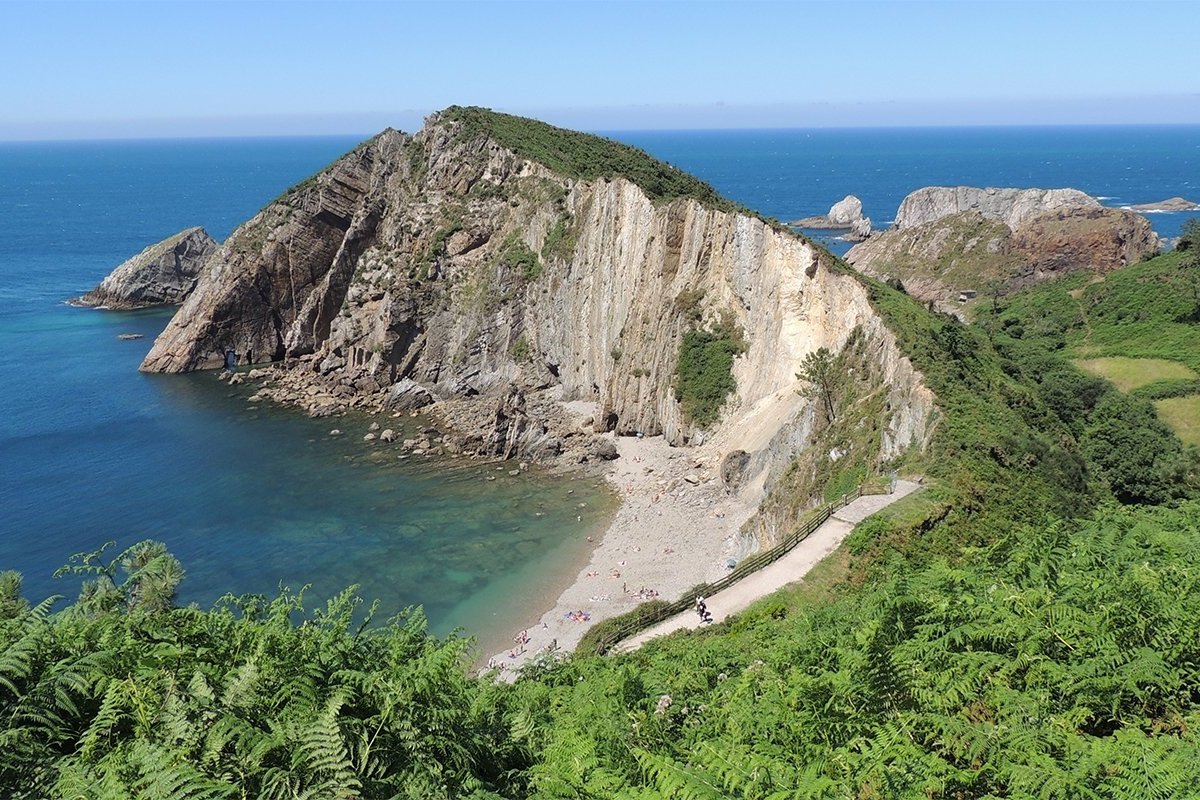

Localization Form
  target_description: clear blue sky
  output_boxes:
[3,0,1198,139]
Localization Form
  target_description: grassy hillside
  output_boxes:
[985,249,1200,457]
[990,249,1200,370]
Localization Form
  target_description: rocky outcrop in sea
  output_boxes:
[790,195,872,241]
[74,227,217,309]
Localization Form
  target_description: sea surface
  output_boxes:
[615,125,1200,255]
[2,126,1197,642]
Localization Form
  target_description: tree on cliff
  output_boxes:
[797,347,840,421]
[1177,218,1200,251]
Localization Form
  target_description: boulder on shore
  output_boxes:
[74,227,217,310]
[386,378,435,411]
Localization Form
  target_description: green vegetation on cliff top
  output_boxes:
[442,106,740,210]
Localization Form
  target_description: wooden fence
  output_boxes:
[587,484,888,655]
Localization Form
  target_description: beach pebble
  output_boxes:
[368,421,380,432]
[329,429,343,436]
[508,469,520,476]
[379,428,396,442]
[487,475,497,481]
[363,433,377,442]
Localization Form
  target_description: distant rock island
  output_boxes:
[847,186,1159,314]
[1121,197,1200,213]
[74,227,216,309]
[790,195,872,241]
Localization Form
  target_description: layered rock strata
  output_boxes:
[140,109,933,515]
[75,227,217,309]
[893,186,1099,230]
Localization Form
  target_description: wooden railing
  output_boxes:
[586,484,889,655]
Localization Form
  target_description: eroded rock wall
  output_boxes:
[140,112,934,497]
[894,186,1099,230]
[75,227,217,309]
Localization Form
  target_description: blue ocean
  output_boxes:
[2,126,1197,643]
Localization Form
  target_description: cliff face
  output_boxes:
[141,109,933,500]
[848,187,1159,314]
[894,186,1099,230]
[75,227,217,309]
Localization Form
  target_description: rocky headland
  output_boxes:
[74,227,217,309]
[790,194,872,241]
[847,186,1159,314]
[141,108,932,475]
[136,108,936,657]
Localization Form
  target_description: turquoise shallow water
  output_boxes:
[2,127,1197,642]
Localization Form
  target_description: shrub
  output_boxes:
[675,318,747,428]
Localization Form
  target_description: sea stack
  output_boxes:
[790,194,873,241]
[74,226,217,310]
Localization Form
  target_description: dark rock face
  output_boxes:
[1010,206,1160,288]
[720,449,751,491]
[140,132,405,372]
[74,227,217,309]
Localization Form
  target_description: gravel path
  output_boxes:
[614,480,923,652]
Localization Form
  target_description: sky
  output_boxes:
[2,0,1198,139]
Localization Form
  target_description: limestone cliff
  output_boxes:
[893,186,1099,230]
[848,187,1159,313]
[140,108,933,515]
[75,227,217,309]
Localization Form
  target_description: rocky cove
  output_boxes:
[88,108,937,655]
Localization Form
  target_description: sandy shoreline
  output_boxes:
[483,413,757,679]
